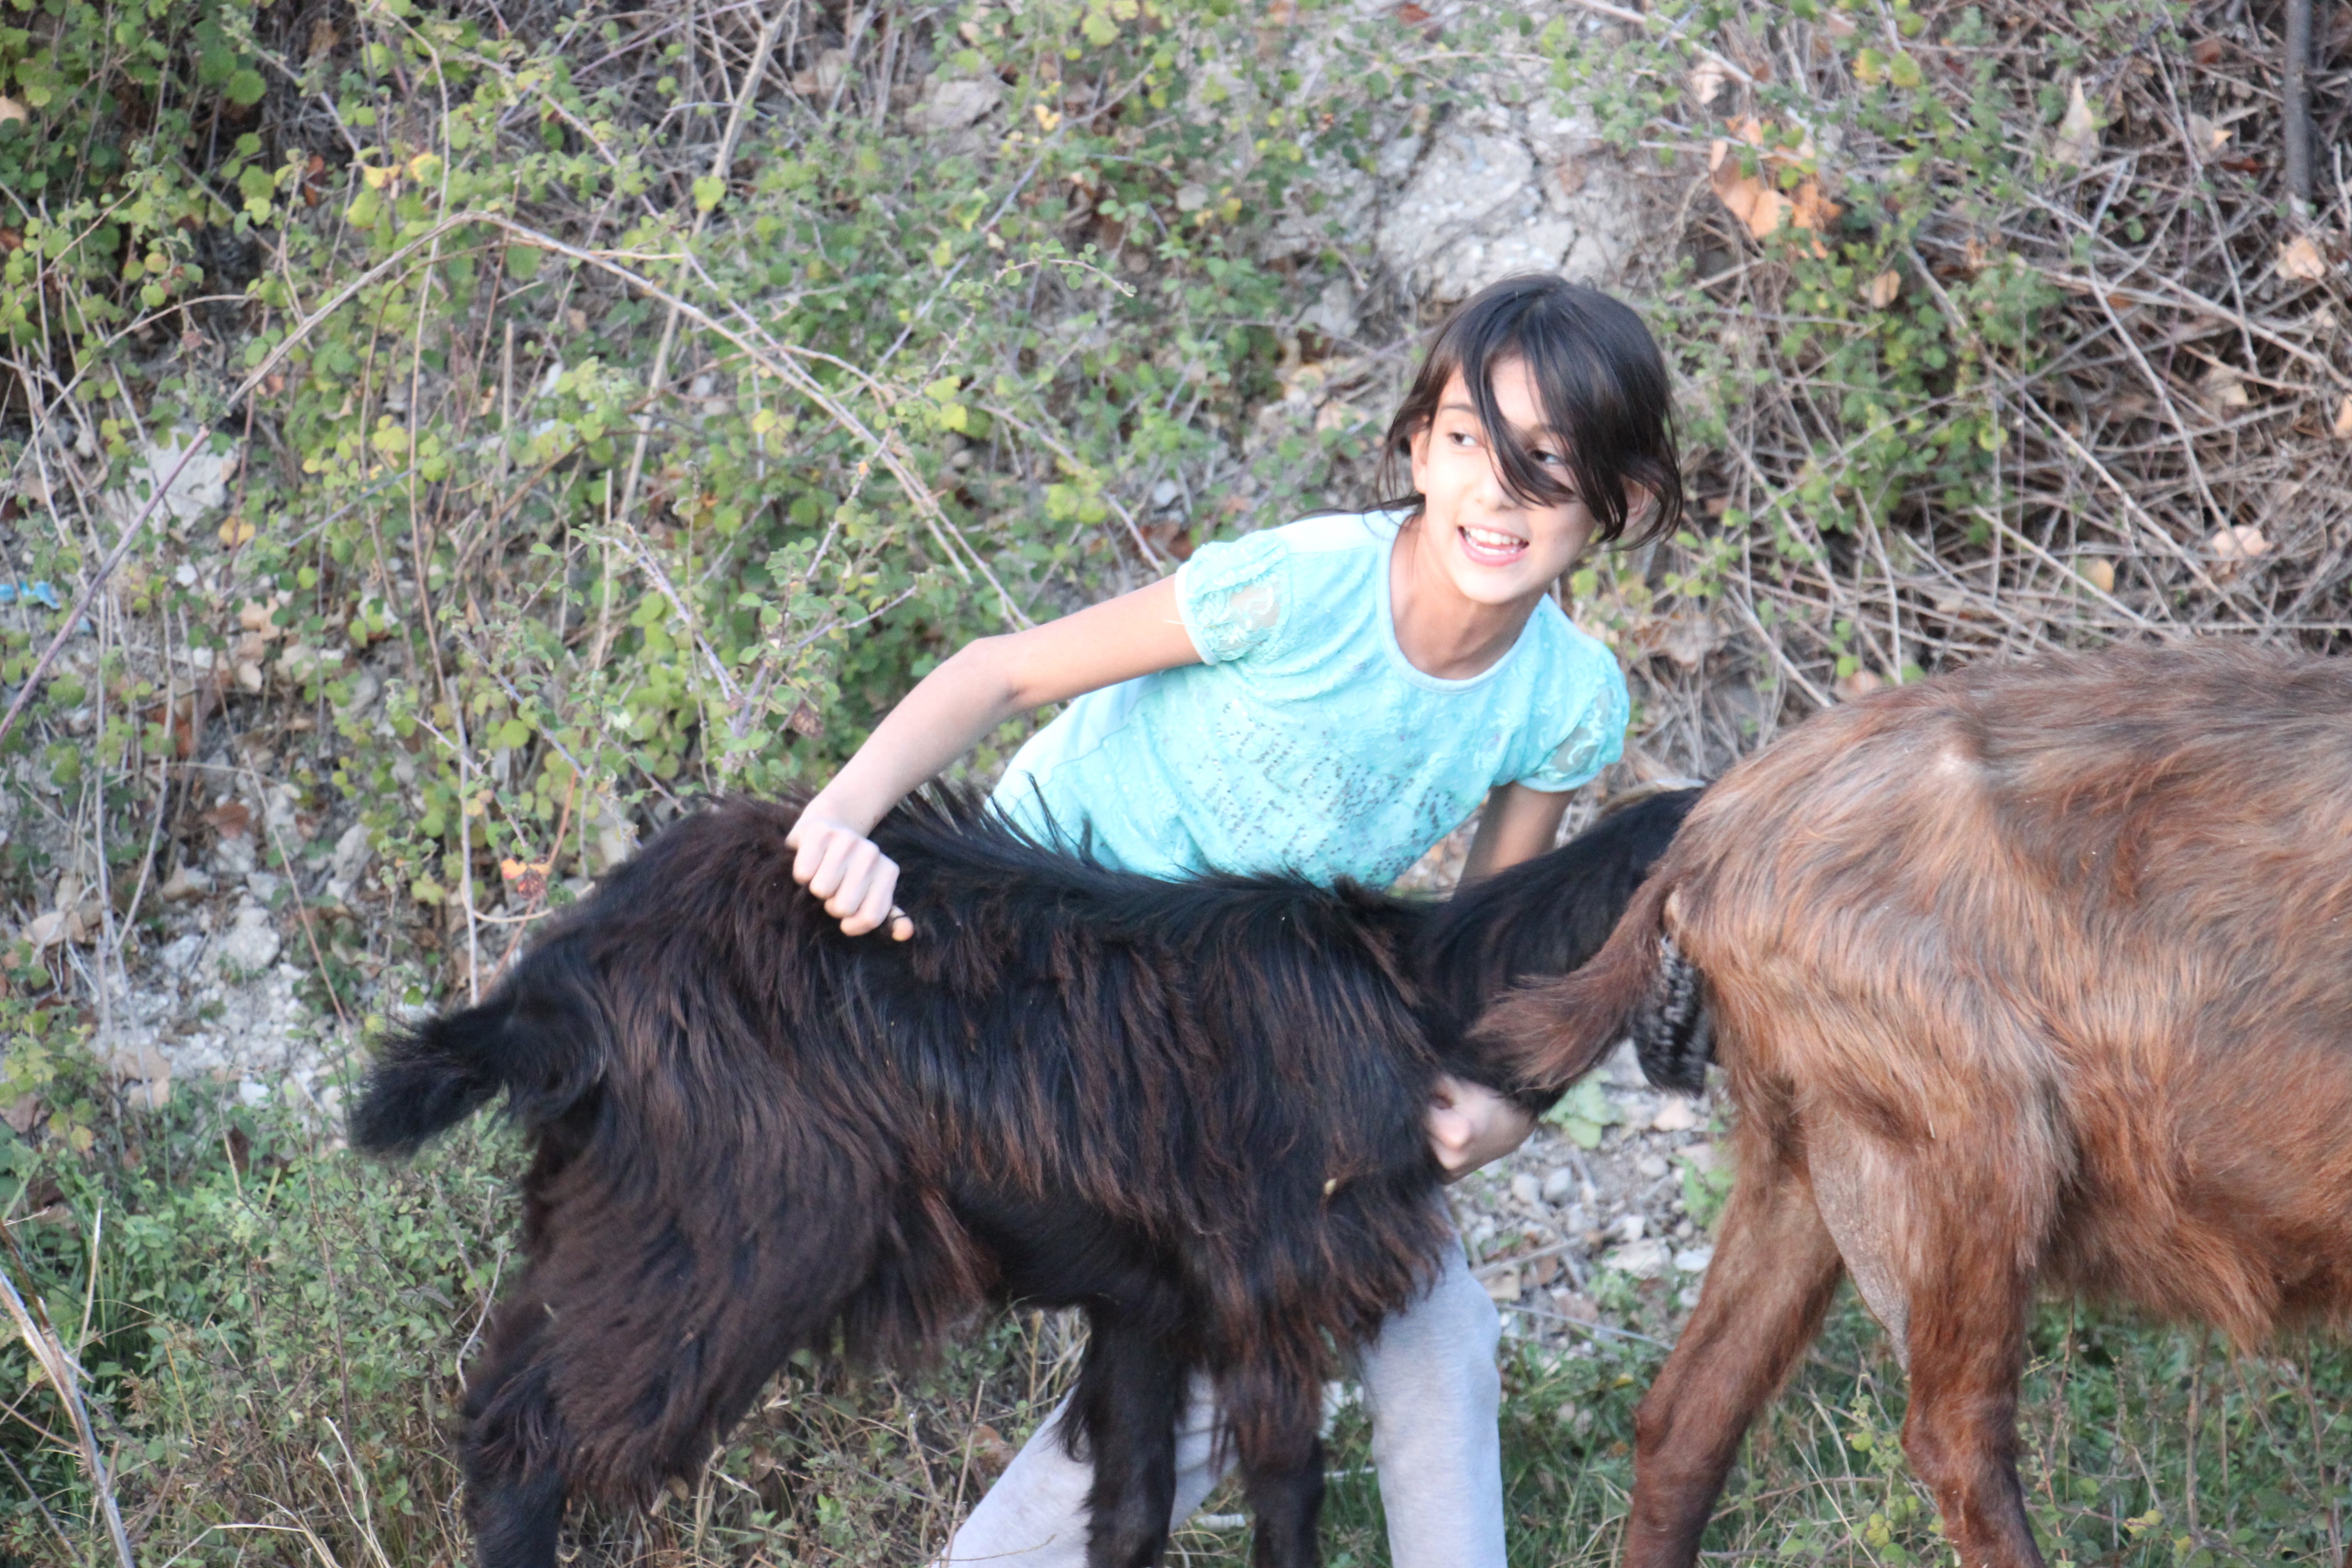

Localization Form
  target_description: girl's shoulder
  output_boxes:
[1175,510,1398,665]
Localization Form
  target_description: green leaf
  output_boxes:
[226,68,266,107]
[691,174,725,212]
[496,718,530,750]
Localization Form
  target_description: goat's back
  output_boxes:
[1658,646,2352,1343]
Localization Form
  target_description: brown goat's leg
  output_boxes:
[1622,1147,1844,1568]
[1896,1256,2041,1568]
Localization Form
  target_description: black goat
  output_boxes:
[353,784,1697,1568]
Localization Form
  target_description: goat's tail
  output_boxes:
[1473,864,1711,1097]
[349,944,605,1160]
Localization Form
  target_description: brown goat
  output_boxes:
[1478,644,2352,1568]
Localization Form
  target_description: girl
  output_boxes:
[788,274,1682,1566]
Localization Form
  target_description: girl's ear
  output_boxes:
[1621,481,1656,536]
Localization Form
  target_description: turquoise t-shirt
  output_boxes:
[990,510,1629,887]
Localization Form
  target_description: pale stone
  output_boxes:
[1652,1097,1700,1133]
[159,864,213,901]
[1674,1245,1716,1275]
[1509,1171,1543,1206]
[1606,1237,1671,1280]
[215,904,281,974]
[1541,1166,1577,1204]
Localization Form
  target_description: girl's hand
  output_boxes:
[787,811,913,941]
[1427,1074,1535,1181]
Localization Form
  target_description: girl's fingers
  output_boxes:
[824,839,882,918]
[845,863,897,936]
[889,908,913,942]
[804,826,860,901]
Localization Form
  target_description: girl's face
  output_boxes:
[1406,358,1601,606]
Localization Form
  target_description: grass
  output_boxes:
[7,1068,2352,1566]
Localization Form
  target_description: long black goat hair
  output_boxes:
[352,783,1698,1568]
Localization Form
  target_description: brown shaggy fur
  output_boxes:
[1477,644,2352,1568]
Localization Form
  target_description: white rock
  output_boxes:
[1635,1152,1670,1179]
[215,903,281,974]
[1674,1245,1716,1275]
[911,74,1001,135]
[1509,1171,1544,1206]
[1605,1237,1671,1280]
[110,427,236,527]
[330,821,373,885]
[160,933,206,975]
[1614,1213,1645,1243]
[245,870,280,903]
[1652,1098,1700,1133]
[1541,1166,1577,1204]
[1378,129,1532,279]
[159,864,213,901]
[214,833,257,876]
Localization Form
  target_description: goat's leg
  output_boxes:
[461,1294,571,1568]
[1806,1121,2048,1568]
[1068,1309,1187,1568]
[1217,1358,1327,1568]
[1238,1394,1325,1568]
[1893,1233,2041,1567]
[1622,1143,1844,1568]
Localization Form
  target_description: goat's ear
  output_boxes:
[1470,979,1612,1098]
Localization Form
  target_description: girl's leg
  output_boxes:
[1359,1231,1506,1568]
[936,1372,1228,1566]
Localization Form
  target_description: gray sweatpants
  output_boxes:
[934,1232,1505,1567]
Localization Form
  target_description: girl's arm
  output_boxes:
[1459,781,1573,882]
[789,574,1201,938]
[1430,782,1575,1177]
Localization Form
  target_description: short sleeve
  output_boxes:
[1518,657,1629,792]
[1174,529,1292,665]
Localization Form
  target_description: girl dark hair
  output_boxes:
[1378,275,1686,549]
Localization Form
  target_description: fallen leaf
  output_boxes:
[0,97,24,126]
[1393,2,1431,20]
[2053,78,2101,168]
[2186,113,2230,157]
[1483,1269,1524,1303]
[1709,141,1784,239]
[787,698,826,739]
[1864,269,1901,308]
[218,515,256,548]
[23,911,65,950]
[2199,363,2250,413]
[1688,60,1728,108]
[1834,669,1884,703]
[205,800,255,840]
[2080,557,2116,594]
[500,857,551,902]
[2279,234,2329,282]
[969,1423,1017,1479]
[2209,525,2270,578]
[2333,394,2352,440]
[2190,35,2225,66]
